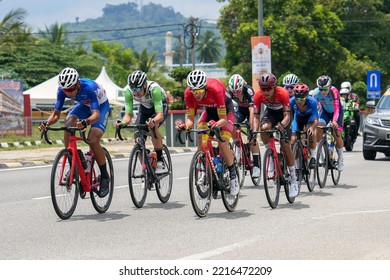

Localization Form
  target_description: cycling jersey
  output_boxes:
[313,86,341,122]
[124,81,166,114]
[184,78,235,138]
[55,78,107,111]
[227,85,254,123]
[290,96,319,132]
[313,86,343,131]
[54,78,109,132]
[253,86,291,114]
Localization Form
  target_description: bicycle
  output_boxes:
[116,123,173,208]
[232,121,261,188]
[316,123,341,188]
[41,126,114,220]
[259,129,297,209]
[177,127,240,218]
[292,130,316,192]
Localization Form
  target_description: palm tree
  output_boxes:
[195,30,222,63]
[38,23,68,45]
[135,49,158,73]
[0,8,30,46]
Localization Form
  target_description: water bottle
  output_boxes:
[77,149,87,170]
[149,150,157,169]
[85,152,92,172]
[213,156,222,173]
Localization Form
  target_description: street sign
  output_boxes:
[367,90,381,99]
[366,70,381,91]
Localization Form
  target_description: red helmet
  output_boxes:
[293,83,309,98]
[258,73,277,88]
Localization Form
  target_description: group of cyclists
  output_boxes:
[39,66,357,203]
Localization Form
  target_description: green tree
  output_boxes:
[38,23,68,45]
[0,8,31,46]
[134,49,158,73]
[217,0,379,88]
[195,30,222,63]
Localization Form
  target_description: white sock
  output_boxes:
[337,147,343,159]
[288,165,297,181]
[310,148,317,158]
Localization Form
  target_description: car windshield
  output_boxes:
[377,95,390,109]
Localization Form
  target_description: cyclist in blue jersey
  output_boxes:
[38,67,111,198]
[290,84,319,168]
[313,75,344,171]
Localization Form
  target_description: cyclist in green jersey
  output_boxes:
[116,70,168,173]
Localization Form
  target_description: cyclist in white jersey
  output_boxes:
[116,70,168,174]
[38,67,111,197]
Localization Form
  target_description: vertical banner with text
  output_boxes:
[251,36,271,92]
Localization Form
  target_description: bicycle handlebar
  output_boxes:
[176,126,225,144]
[115,122,157,141]
[40,126,87,145]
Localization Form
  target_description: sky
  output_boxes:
[0,0,227,31]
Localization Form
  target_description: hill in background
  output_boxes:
[63,2,219,62]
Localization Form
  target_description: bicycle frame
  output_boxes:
[200,131,223,188]
[263,130,284,181]
[234,122,252,170]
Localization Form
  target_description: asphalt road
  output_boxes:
[1,136,390,262]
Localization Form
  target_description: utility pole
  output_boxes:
[258,0,263,36]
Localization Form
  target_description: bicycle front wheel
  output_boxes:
[316,140,329,188]
[50,149,79,220]
[221,158,239,212]
[189,151,212,218]
[263,148,280,209]
[330,148,341,185]
[90,147,114,213]
[128,145,148,208]
[282,154,296,204]
[156,145,173,203]
[233,142,245,188]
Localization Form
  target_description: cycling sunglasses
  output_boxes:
[63,85,78,93]
[192,88,205,94]
[296,97,306,102]
[131,87,143,93]
[284,85,294,90]
[319,87,329,92]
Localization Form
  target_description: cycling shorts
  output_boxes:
[69,100,109,132]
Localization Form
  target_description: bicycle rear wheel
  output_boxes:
[155,145,173,203]
[305,148,316,192]
[330,148,341,185]
[263,148,280,209]
[248,143,261,187]
[233,141,245,188]
[128,145,148,208]
[189,151,212,218]
[50,149,79,220]
[316,140,329,188]
[221,158,239,212]
[90,147,114,213]
[292,142,303,185]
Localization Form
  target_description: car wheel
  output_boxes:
[363,148,376,160]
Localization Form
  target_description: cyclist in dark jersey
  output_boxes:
[253,72,300,198]
[39,67,110,198]
[290,83,319,168]
[178,70,239,196]
[227,74,261,178]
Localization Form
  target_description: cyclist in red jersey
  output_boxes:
[178,70,239,196]
[253,72,300,198]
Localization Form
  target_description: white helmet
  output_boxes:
[282,73,299,86]
[187,70,207,90]
[341,81,351,91]
[228,74,245,92]
[58,67,79,89]
[340,88,350,95]
[128,70,147,88]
